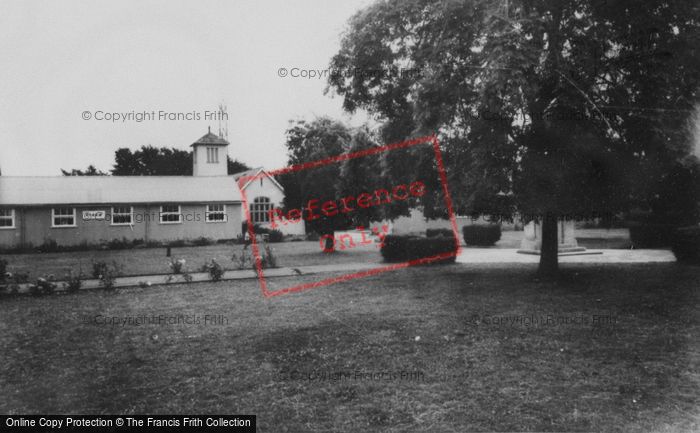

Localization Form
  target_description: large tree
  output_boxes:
[282,118,436,250]
[279,118,354,251]
[336,126,385,228]
[329,0,700,274]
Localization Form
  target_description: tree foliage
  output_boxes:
[110,145,249,176]
[279,118,354,250]
[281,117,443,250]
[61,165,107,176]
[328,0,700,273]
[336,127,384,227]
[112,146,192,175]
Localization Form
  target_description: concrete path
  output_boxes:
[456,248,675,264]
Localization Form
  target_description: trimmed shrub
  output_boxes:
[232,236,248,245]
[92,261,108,279]
[671,227,700,264]
[0,259,7,283]
[62,269,83,293]
[268,229,284,243]
[426,228,454,238]
[241,222,270,236]
[381,235,457,264]
[2,239,156,254]
[9,272,29,284]
[91,261,124,288]
[37,239,98,253]
[107,237,131,250]
[0,244,31,254]
[462,225,501,246]
[260,244,278,269]
[167,258,186,274]
[37,239,60,253]
[232,243,278,270]
[98,262,122,290]
[201,259,224,282]
[191,237,213,246]
[29,275,57,296]
[254,224,270,235]
[232,245,252,270]
[1,270,28,295]
[628,223,675,248]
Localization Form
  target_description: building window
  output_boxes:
[0,208,15,229]
[111,206,133,225]
[250,197,272,224]
[206,147,219,163]
[52,207,76,227]
[206,204,227,222]
[159,205,182,224]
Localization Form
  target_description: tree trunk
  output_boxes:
[538,214,559,276]
[324,231,335,253]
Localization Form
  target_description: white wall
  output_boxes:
[193,145,228,176]
[241,173,305,236]
[387,208,515,235]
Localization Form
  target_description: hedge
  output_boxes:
[267,229,285,243]
[0,237,222,254]
[628,223,676,248]
[426,228,455,238]
[381,235,457,264]
[242,222,271,236]
[462,225,501,246]
[671,226,700,264]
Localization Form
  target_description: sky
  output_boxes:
[0,0,374,176]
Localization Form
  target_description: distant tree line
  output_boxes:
[62,145,250,176]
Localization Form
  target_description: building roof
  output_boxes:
[190,128,229,146]
[0,176,242,206]
[231,167,284,192]
[232,167,264,181]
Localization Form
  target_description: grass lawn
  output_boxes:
[1,228,632,281]
[1,263,698,432]
[0,241,382,280]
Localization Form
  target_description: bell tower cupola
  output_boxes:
[191,127,229,176]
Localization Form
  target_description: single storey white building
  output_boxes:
[0,130,302,249]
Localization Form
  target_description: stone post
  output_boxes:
[518,220,586,254]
